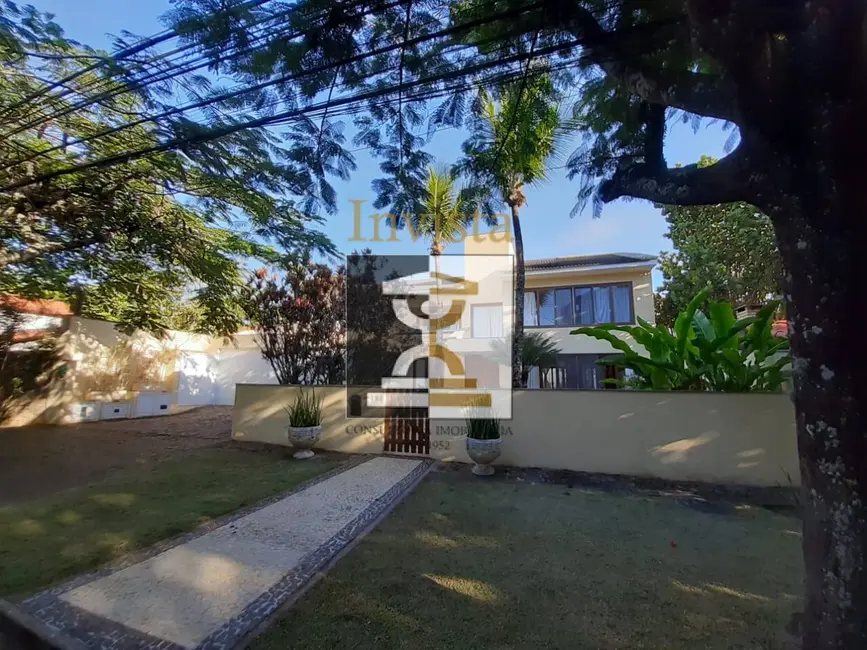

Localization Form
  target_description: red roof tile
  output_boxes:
[0,295,74,317]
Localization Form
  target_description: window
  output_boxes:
[524,283,633,327]
[573,287,593,325]
[538,290,555,326]
[537,289,572,326]
[471,304,504,338]
[612,285,632,323]
[593,286,611,323]
[524,293,538,327]
[553,288,572,326]
[531,354,624,390]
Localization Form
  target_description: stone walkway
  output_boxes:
[20,456,431,650]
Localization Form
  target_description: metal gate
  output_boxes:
[384,407,430,455]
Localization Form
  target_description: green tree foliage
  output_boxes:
[0,4,338,335]
[160,300,208,333]
[573,290,790,392]
[413,165,466,256]
[518,331,560,388]
[0,306,61,422]
[489,330,560,388]
[655,158,782,326]
[8,0,867,641]
[344,251,409,389]
[246,262,345,385]
[455,75,565,387]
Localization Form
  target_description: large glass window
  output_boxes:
[553,288,572,326]
[613,285,632,323]
[593,286,611,323]
[531,354,623,390]
[538,290,555,326]
[525,283,633,327]
[573,287,593,325]
[523,292,538,327]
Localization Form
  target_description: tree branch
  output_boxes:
[563,6,739,122]
[598,143,749,206]
[642,101,666,169]
[0,233,106,268]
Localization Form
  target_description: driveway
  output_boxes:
[0,407,233,504]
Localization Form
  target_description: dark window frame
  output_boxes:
[534,353,626,391]
[524,281,635,328]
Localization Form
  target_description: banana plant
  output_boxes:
[571,290,791,392]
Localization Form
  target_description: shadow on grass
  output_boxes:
[251,478,801,650]
[0,449,345,599]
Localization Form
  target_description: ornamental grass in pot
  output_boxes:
[465,408,502,476]
[284,387,322,459]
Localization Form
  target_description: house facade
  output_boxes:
[459,233,656,390]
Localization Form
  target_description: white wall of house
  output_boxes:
[212,348,276,405]
[177,332,277,406]
[176,351,218,406]
[68,318,278,410]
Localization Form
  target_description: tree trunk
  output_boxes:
[511,203,524,389]
[772,196,867,648]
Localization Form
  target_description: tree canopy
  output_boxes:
[2,0,867,645]
[655,158,782,326]
[0,3,338,334]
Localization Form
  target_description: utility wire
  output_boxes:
[0,36,584,191]
[0,0,280,117]
[3,0,525,139]
[0,0,546,172]
[0,0,386,138]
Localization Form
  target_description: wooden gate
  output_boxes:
[384,407,430,455]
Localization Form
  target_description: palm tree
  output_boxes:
[412,165,466,257]
[412,165,470,352]
[491,330,561,388]
[456,73,565,387]
[519,331,561,387]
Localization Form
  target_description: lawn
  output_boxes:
[252,473,803,650]
[0,447,345,599]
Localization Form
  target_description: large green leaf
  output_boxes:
[692,310,715,346]
[709,300,737,337]
[570,327,636,355]
[675,288,708,357]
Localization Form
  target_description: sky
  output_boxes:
[30,0,734,288]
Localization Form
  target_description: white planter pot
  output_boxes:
[466,437,502,476]
[288,425,322,459]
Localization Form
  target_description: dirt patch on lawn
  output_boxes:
[0,407,233,504]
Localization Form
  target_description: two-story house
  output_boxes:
[522,252,656,389]
[457,232,656,390]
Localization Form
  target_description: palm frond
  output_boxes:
[413,164,468,252]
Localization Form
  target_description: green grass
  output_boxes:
[252,476,803,650]
[0,448,344,599]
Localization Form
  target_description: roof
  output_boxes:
[772,320,789,338]
[0,295,74,317]
[525,253,657,272]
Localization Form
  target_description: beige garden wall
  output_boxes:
[431,390,799,487]
[232,384,385,455]
[232,385,800,487]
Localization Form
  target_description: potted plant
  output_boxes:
[465,407,502,476]
[284,387,322,459]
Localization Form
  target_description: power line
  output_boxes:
[0,0,280,118]
[0,0,546,173]
[0,0,379,138]
[0,35,584,191]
